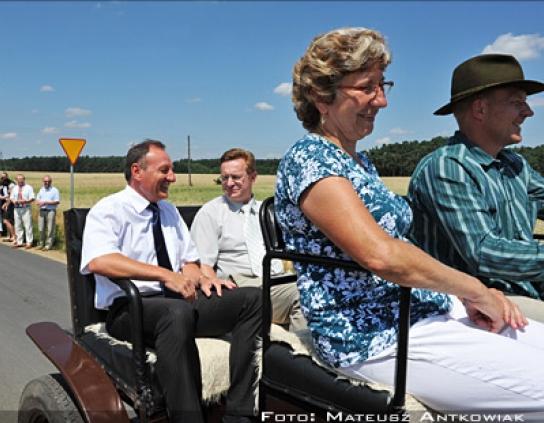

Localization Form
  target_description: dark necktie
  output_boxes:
[147,202,176,297]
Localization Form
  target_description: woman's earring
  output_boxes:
[320,115,326,128]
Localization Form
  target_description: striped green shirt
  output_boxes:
[408,131,544,300]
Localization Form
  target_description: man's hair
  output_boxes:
[219,148,256,174]
[452,88,498,126]
[1,172,12,186]
[124,139,166,182]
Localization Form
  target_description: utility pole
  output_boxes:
[187,135,192,187]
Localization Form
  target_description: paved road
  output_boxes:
[0,243,70,421]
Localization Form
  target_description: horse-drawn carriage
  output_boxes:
[18,198,412,422]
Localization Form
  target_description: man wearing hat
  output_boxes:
[408,53,544,321]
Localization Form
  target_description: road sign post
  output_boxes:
[58,138,86,209]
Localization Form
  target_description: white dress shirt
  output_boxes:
[10,184,34,206]
[81,185,199,309]
[190,195,283,279]
[191,195,258,278]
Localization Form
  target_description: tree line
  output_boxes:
[366,136,544,176]
[2,137,543,177]
[0,156,282,175]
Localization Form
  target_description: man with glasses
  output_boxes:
[191,148,306,332]
[36,175,60,250]
[408,54,544,321]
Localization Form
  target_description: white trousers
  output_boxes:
[339,296,544,419]
[14,206,33,245]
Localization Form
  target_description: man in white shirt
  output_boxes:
[10,174,34,249]
[80,140,261,423]
[191,148,306,332]
[36,175,60,250]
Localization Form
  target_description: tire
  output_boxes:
[18,374,84,423]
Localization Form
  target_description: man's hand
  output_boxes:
[199,275,237,297]
[163,272,198,302]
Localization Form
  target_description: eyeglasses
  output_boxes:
[219,173,247,183]
[337,80,394,99]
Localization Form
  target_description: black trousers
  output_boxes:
[106,286,261,423]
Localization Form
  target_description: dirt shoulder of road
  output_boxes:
[29,247,67,264]
[0,240,67,264]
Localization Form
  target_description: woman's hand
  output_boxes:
[462,288,528,332]
[488,288,528,329]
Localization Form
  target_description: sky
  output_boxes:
[1,1,544,160]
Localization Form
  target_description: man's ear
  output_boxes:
[248,171,257,184]
[471,97,487,122]
[131,162,143,182]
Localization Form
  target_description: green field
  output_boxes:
[6,171,543,251]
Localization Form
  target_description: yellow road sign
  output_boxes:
[59,138,86,166]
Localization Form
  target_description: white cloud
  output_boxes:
[1,132,17,140]
[528,96,544,108]
[389,128,412,136]
[186,97,202,103]
[482,33,544,61]
[40,85,55,92]
[375,137,391,145]
[65,120,91,129]
[254,102,274,111]
[273,82,292,96]
[65,107,92,117]
[42,127,58,134]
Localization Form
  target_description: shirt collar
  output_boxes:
[124,185,158,214]
[449,131,523,172]
[223,194,257,214]
[449,131,498,168]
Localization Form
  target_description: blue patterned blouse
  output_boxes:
[275,133,452,368]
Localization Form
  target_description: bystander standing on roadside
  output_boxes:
[0,174,5,235]
[36,175,60,250]
[1,172,16,243]
[10,174,34,249]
